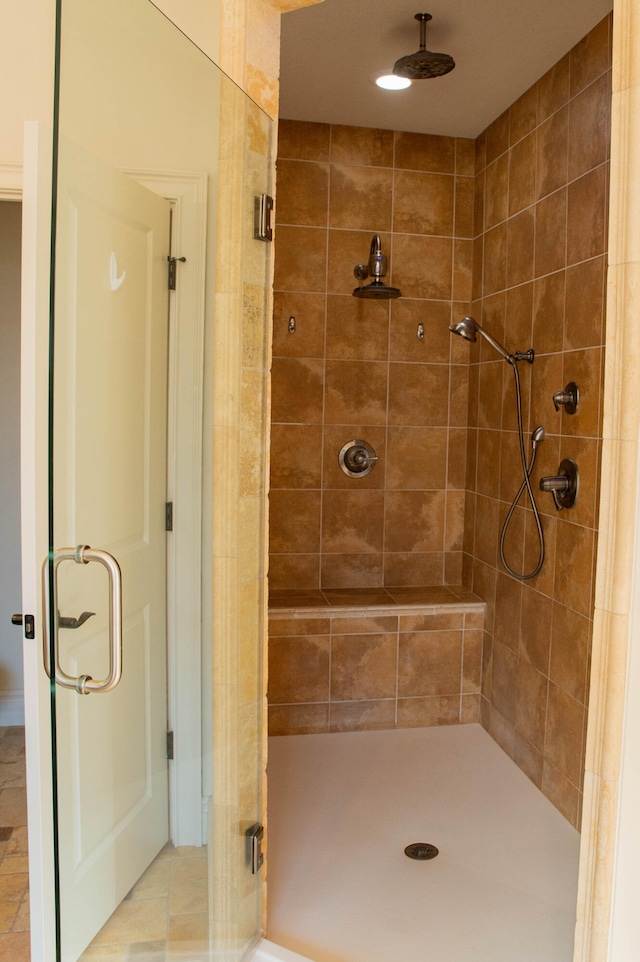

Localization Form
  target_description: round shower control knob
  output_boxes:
[338,440,378,478]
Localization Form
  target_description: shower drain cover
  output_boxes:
[404,842,439,860]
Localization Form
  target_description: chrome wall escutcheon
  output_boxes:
[338,440,379,478]
[42,545,123,694]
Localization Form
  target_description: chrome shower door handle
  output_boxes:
[43,545,123,695]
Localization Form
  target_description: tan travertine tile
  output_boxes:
[331,633,397,701]
[82,941,129,960]
[268,703,329,736]
[397,631,463,698]
[127,858,170,901]
[268,636,330,704]
[275,158,329,228]
[509,84,537,146]
[399,612,463,631]
[394,131,455,173]
[397,695,460,727]
[11,894,29,932]
[169,874,208,916]
[331,125,394,167]
[0,857,28,875]
[329,164,393,232]
[91,898,168,945]
[0,790,27,828]
[569,14,611,97]
[168,911,208,943]
[0,931,30,962]
[5,827,28,857]
[278,120,330,162]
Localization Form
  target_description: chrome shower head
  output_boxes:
[449,315,513,364]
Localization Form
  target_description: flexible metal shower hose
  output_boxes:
[499,361,545,581]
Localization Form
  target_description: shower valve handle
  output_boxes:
[540,475,570,493]
[552,381,579,414]
[539,459,579,510]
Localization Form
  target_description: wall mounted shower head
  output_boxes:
[449,315,513,364]
[353,235,401,299]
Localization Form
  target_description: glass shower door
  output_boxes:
[44,1,272,958]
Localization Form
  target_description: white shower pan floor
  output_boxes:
[266,724,580,962]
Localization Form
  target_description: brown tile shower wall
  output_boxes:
[268,600,484,735]
[464,16,611,829]
[270,122,475,591]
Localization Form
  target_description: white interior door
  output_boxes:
[50,137,171,961]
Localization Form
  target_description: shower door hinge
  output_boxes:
[245,823,264,874]
[254,194,273,242]
[166,731,174,760]
[167,255,186,291]
[165,502,173,532]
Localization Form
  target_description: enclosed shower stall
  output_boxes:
[266,10,611,960]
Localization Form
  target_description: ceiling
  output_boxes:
[279,0,614,138]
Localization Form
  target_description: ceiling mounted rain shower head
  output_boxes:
[353,235,401,300]
[393,13,455,81]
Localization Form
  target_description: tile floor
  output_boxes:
[0,726,210,962]
[0,726,30,961]
[267,724,581,962]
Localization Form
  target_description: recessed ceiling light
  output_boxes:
[374,73,412,90]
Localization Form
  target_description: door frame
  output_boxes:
[6,128,208,960]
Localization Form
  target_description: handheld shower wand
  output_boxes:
[449,316,544,581]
